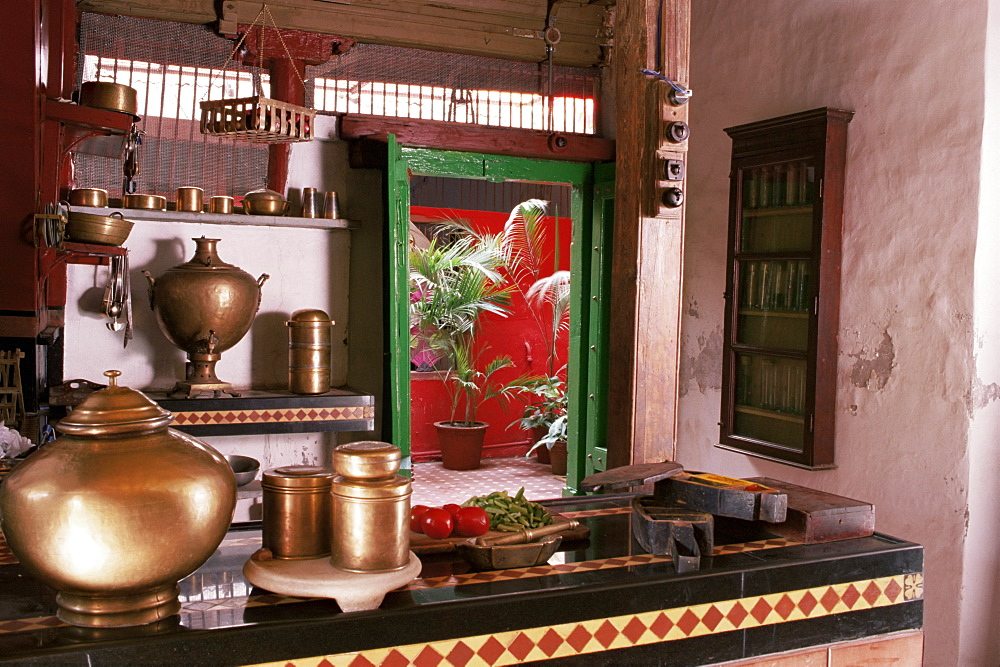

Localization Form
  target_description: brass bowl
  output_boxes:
[243,188,288,216]
[455,535,562,570]
[226,454,260,487]
[68,188,108,208]
[124,194,167,210]
[66,211,134,246]
[79,81,139,118]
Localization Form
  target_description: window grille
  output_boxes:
[307,44,598,135]
[75,14,602,201]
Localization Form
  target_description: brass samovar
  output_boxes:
[143,236,268,398]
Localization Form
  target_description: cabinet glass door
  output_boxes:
[739,159,816,253]
[733,352,807,451]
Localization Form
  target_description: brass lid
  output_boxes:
[287,309,333,326]
[262,465,334,489]
[333,441,401,478]
[55,370,173,437]
[244,187,285,202]
[331,474,411,499]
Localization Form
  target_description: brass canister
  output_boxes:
[286,309,334,395]
[331,442,410,572]
[261,465,334,559]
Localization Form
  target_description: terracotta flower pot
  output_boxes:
[531,425,551,464]
[549,440,568,476]
[435,421,488,470]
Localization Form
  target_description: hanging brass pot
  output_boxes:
[0,370,237,628]
[143,237,269,398]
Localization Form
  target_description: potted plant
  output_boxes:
[512,373,566,464]
[530,414,568,475]
[499,199,573,462]
[409,225,521,470]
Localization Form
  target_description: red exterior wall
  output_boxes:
[409,206,571,462]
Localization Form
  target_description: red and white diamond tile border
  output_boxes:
[249,573,924,667]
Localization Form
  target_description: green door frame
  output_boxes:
[387,137,610,493]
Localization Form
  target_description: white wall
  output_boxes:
[681,2,989,664]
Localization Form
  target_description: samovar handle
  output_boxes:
[255,273,270,311]
[141,270,155,310]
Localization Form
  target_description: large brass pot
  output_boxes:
[143,237,269,398]
[0,370,237,628]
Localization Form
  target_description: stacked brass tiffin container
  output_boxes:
[261,442,411,572]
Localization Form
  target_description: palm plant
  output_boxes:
[409,225,518,427]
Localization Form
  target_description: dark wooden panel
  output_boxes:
[340,116,614,163]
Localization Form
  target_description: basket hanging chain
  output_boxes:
[203,3,309,101]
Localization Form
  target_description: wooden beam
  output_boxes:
[340,115,614,164]
[77,0,610,68]
[607,0,690,468]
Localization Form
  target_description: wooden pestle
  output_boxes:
[474,520,580,547]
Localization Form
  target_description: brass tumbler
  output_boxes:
[261,465,334,559]
[176,187,204,212]
[286,309,334,395]
[331,442,410,572]
[209,196,234,214]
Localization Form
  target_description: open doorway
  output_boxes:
[385,140,607,501]
[408,177,573,501]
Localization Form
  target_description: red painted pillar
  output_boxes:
[265,58,308,196]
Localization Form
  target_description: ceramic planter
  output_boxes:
[434,421,487,470]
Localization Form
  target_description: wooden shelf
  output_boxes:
[72,206,358,231]
[150,388,374,436]
[734,404,805,424]
[738,308,809,318]
[742,205,812,218]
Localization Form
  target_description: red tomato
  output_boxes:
[455,506,490,537]
[421,507,454,539]
[442,503,462,519]
[410,505,431,533]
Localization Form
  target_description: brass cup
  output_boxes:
[209,196,234,214]
[176,187,204,212]
[68,188,108,208]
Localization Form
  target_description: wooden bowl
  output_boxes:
[455,535,562,570]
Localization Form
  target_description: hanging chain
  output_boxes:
[203,3,309,101]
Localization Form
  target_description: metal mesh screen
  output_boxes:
[76,13,269,200]
[74,14,601,201]
[307,44,598,134]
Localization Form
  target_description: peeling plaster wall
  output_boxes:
[681,2,987,664]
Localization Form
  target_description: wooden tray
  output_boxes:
[409,512,589,554]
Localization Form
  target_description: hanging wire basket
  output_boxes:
[200,95,313,142]
[199,4,315,143]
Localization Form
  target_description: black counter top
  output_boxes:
[0,494,922,666]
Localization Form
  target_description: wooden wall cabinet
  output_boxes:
[719,108,853,469]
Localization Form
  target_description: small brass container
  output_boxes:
[333,441,402,479]
[286,309,334,395]
[68,188,108,207]
[123,194,167,210]
[331,442,410,572]
[79,81,138,118]
[261,465,334,560]
[209,196,234,214]
[176,186,204,212]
